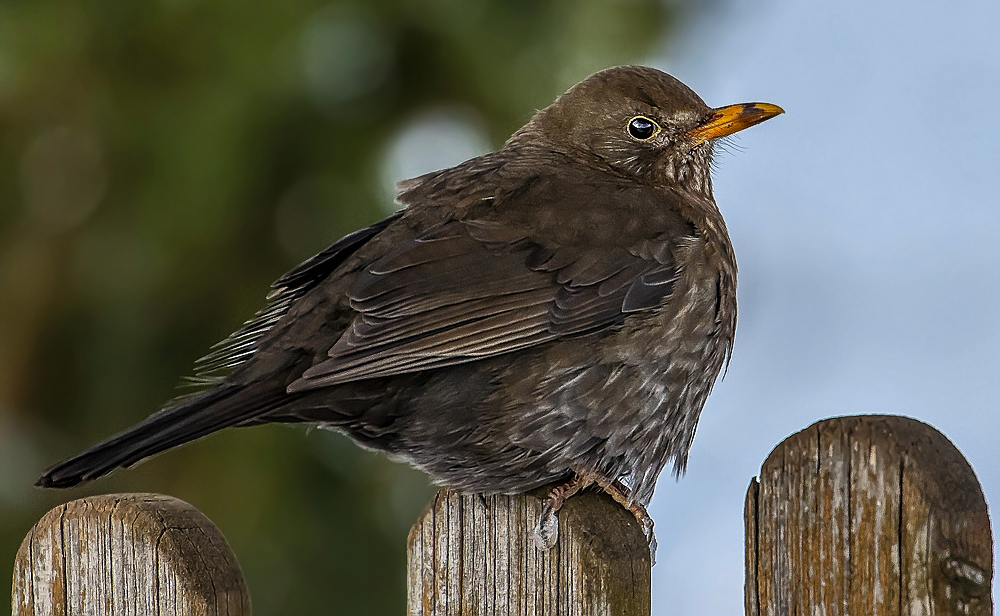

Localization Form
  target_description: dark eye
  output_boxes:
[627,116,659,141]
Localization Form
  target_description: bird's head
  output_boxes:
[518,66,783,195]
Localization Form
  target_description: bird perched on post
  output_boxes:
[37,66,781,549]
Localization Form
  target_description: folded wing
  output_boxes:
[288,216,681,391]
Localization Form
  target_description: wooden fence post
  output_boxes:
[12,493,249,616]
[406,486,651,615]
[745,415,993,616]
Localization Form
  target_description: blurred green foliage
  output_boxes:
[0,0,679,611]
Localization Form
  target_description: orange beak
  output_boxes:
[686,102,784,143]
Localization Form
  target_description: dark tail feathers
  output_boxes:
[37,383,281,488]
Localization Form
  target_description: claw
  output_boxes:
[532,502,560,549]
[533,473,593,551]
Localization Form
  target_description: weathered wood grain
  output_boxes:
[407,487,651,616]
[12,493,250,616]
[746,415,993,616]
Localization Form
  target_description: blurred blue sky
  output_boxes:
[645,0,1000,613]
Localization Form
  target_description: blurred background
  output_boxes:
[1,0,998,614]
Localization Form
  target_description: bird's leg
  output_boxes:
[532,469,658,562]
[595,476,652,533]
[571,469,657,561]
[532,472,595,550]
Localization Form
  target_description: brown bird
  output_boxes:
[37,66,781,548]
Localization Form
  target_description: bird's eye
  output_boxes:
[627,116,660,141]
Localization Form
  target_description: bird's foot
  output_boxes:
[532,473,594,550]
[583,473,658,563]
[532,470,657,563]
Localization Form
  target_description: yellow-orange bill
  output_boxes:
[686,102,784,143]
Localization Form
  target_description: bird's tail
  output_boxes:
[36,382,284,488]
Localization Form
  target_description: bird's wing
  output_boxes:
[287,206,686,391]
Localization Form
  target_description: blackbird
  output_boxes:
[37,66,781,547]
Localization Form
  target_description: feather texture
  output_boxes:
[289,184,690,391]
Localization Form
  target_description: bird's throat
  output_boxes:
[660,145,714,197]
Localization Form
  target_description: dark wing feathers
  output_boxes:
[328,289,554,361]
[288,216,683,391]
[302,307,553,384]
[195,171,692,393]
[623,264,679,312]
